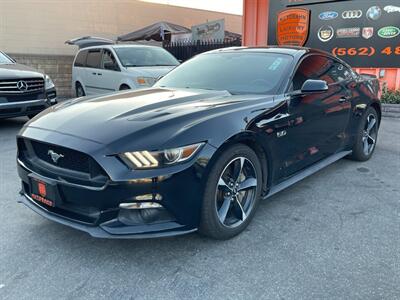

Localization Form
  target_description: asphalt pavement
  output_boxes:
[0,117,399,300]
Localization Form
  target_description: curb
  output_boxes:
[382,104,400,118]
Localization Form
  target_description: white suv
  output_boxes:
[72,45,179,97]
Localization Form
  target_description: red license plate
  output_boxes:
[31,180,55,207]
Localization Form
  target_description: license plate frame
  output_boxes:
[29,176,58,207]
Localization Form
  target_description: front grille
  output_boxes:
[18,138,108,187]
[0,90,45,102]
[30,140,91,173]
[0,77,45,94]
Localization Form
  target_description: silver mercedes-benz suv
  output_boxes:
[0,51,57,119]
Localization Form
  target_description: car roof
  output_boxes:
[78,44,161,52]
[206,46,333,58]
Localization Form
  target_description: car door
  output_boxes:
[98,49,121,93]
[282,54,351,176]
[84,49,103,95]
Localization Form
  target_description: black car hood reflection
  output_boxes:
[27,88,274,152]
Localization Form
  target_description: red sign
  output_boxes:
[277,8,310,46]
[38,181,47,198]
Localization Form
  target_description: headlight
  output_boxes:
[44,75,55,89]
[136,76,156,86]
[120,143,204,170]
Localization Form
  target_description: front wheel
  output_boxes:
[349,107,379,161]
[199,144,263,239]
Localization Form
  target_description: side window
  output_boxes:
[86,49,102,69]
[332,63,354,82]
[292,55,336,90]
[101,49,119,71]
[74,50,88,67]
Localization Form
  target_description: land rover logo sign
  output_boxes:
[318,25,334,42]
[378,26,400,38]
[277,8,310,46]
[319,11,338,20]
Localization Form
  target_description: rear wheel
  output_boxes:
[199,144,263,239]
[349,107,379,161]
[76,83,85,97]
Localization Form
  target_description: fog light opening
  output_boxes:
[119,202,162,210]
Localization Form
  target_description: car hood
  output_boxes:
[26,88,274,152]
[126,66,176,78]
[0,63,44,80]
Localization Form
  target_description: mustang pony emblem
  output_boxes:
[47,150,64,163]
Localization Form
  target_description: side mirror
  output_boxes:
[301,79,328,94]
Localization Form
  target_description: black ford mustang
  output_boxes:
[17,47,381,239]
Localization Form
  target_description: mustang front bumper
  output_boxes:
[17,141,216,239]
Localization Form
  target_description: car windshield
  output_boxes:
[155,52,293,95]
[114,47,179,67]
[0,52,13,64]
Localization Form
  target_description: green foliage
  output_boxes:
[381,90,400,104]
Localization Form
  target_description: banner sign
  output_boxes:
[268,0,400,67]
[192,19,225,41]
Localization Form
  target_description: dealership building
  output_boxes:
[243,0,400,91]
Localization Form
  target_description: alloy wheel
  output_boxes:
[362,114,377,156]
[215,157,258,228]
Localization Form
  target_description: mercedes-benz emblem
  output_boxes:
[48,150,64,163]
[17,80,28,92]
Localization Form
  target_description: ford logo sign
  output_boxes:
[319,11,339,20]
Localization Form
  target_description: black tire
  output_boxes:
[76,83,85,97]
[119,84,130,91]
[199,144,263,240]
[349,106,379,161]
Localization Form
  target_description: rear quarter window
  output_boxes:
[74,50,88,67]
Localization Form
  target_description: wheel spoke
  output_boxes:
[218,177,231,191]
[238,177,257,191]
[218,196,231,223]
[366,117,376,133]
[367,135,375,144]
[232,157,245,183]
[363,138,369,155]
[233,197,247,221]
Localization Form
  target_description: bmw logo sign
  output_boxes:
[366,6,382,21]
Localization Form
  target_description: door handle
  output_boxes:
[97,73,102,76]
[92,72,97,75]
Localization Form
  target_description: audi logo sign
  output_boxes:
[342,10,363,19]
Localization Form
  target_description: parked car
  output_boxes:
[17,47,381,240]
[0,51,57,119]
[72,45,179,96]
